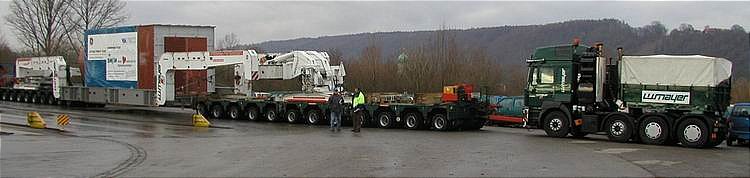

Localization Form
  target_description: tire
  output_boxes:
[377,111,397,128]
[606,115,633,142]
[639,116,670,145]
[432,113,450,131]
[677,118,710,148]
[306,109,322,125]
[44,96,54,105]
[246,107,260,121]
[226,105,241,120]
[34,94,42,104]
[265,108,279,122]
[404,112,423,130]
[29,94,38,103]
[542,111,570,138]
[195,103,208,116]
[210,104,224,119]
[285,109,301,123]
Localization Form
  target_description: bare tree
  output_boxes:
[65,0,128,52]
[217,33,240,50]
[1,29,16,64]
[5,0,76,56]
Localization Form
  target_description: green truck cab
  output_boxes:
[523,43,732,148]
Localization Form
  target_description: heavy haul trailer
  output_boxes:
[523,42,732,148]
[183,50,348,125]
[0,56,80,104]
[357,87,490,131]
[196,92,339,125]
[198,83,489,131]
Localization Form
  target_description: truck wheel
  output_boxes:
[606,115,633,142]
[29,94,38,103]
[286,109,301,123]
[44,96,53,105]
[432,114,449,131]
[34,94,43,104]
[377,111,397,128]
[210,105,224,119]
[542,111,570,137]
[677,118,709,148]
[306,109,322,125]
[639,116,669,145]
[195,103,208,116]
[246,107,260,121]
[227,105,241,120]
[404,112,423,130]
[266,109,279,122]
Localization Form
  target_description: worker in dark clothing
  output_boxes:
[351,88,365,133]
[328,91,344,132]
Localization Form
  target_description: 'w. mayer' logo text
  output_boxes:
[641,90,690,104]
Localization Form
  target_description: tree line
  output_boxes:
[1,0,128,67]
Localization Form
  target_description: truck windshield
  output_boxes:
[540,67,555,84]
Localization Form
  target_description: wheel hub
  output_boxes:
[611,121,625,136]
[379,115,390,127]
[645,122,662,139]
[434,117,445,129]
[406,116,416,128]
[683,124,702,142]
[248,111,256,120]
[230,110,238,119]
[268,111,276,121]
[549,118,562,131]
[308,113,318,123]
[212,109,221,118]
[288,112,296,122]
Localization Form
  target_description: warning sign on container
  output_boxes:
[87,32,138,81]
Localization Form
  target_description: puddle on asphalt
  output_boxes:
[595,148,643,154]
[632,160,682,166]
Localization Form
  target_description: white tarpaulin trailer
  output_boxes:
[620,55,732,87]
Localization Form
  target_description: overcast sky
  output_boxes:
[1,1,749,50]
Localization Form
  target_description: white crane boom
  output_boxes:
[156,50,345,106]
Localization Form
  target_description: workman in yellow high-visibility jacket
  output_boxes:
[351,88,365,133]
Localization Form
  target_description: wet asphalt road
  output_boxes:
[0,101,748,177]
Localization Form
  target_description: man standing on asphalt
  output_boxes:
[351,88,365,133]
[328,90,344,132]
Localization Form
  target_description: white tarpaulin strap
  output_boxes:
[621,55,732,87]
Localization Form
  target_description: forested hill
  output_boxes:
[244,19,749,77]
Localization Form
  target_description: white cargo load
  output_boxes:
[620,55,732,87]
